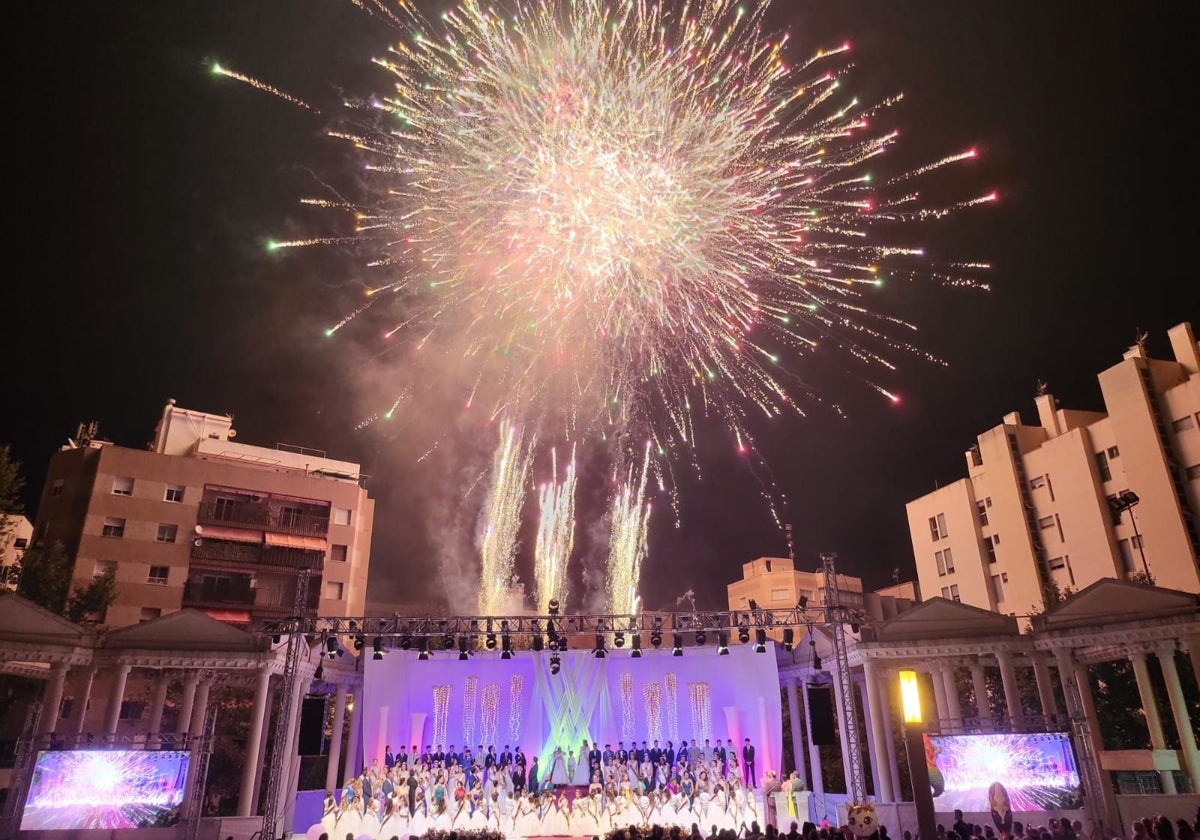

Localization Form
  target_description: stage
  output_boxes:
[360,644,783,774]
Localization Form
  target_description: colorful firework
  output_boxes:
[606,443,652,616]
[534,445,578,613]
[477,420,535,615]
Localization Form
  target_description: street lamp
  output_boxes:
[898,670,936,840]
[1108,490,1148,577]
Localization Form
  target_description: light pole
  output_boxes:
[899,670,936,840]
[1108,490,1148,577]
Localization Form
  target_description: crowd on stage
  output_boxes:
[312,737,772,839]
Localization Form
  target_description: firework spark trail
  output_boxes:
[606,442,653,616]
[211,62,318,112]
[534,446,578,613]
[478,420,536,616]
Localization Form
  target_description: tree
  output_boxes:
[16,540,73,614]
[0,444,24,541]
[66,566,117,624]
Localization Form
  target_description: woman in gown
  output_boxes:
[549,746,570,787]
[361,796,382,838]
[319,793,338,838]
[335,795,362,840]
[575,741,594,785]
[510,791,534,836]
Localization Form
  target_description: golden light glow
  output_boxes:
[898,669,922,724]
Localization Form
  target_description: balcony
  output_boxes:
[183,577,256,609]
[191,538,263,566]
[197,498,330,536]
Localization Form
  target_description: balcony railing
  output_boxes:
[261,546,324,571]
[190,539,262,566]
[197,499,330,537]
[182,579,256,608]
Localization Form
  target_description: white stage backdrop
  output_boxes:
[361,644,782,776]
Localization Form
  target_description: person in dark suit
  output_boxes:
[433,744,446,765]
[617,741,628,763]
[397,746,408,768]
[406,772,418,813]
[743,738,757,788]
[382,772,395,803]
[650,740,662,766]
[664,741,675,766]
[603,744,615,764]
[528,756,540,794]
[500,745,513,768]
[715,741,726,772]
[589,743,603,773]
[639,741,650,763]
[385,745,395,769]
[362,771,374,800]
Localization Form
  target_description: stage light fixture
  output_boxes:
[418,638,430,661]
[373,637,385,660]
[614,632,626,648]
[652,615,664,630]
[748,599,759,611]
[850,621,861,634]
[326,636,339,657]
[532,635,544,652]
[594,634,606,658]
[443,634,454,650]
[354,635,364,652]
[549,654,561,675]
[485,632,497,650]
[695,630,707,646]
[782,628,795,651]
[650,631,663,648]
[754,629,767,653]
[809,636,821,670]
[501,634,513,659]
[400,635,412,651]
[672,634,684,656]
[548,599,560,616]
[631,636,642,658]
[717,633,730,655]
[798,595,808,609]
[738,626,750,644]
[271,633,281,645]
[314,661,324,680]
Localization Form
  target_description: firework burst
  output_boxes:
[534,446,578,612]
[606,442,653,616]
[478,420,535,615]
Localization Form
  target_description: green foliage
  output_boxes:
[0,444,24,540]
[66,566,117,624]
[16,540,73,614]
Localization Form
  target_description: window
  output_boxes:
[325,581,344,600]
[1172,416,1196,433]
[333,507,352,526]
[1029,475,1047,490]
[929,513,948,541]
[1048,556,1067,570]
[102,517,126,538]
[119,701,146,721]
[112,476,134,496]
[13,537,27,549]
[983,535,998,564]
[941,586,951,599]
[1187,464,1200,480]
[93,560,116,579]
[991,574,1005,603]
[156,523,178,543]
[770,588,789,601]
[985,496,993,508]
[330,544,349,563]
[164,484,185,503]
[976,501,989,527]
[139,607,162,622]
[1095,451,1112,482]
[941,584,961,602]
[50,479,64,497]
[279,505,303,528]
[213,496,239,520]
[764,560,772,572]
[1038,515,1056,529]
[148,565,170,585]
[935,547,955,575]
[1107,446,1120,459]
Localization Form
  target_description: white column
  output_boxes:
[1158,643,1200,794]
[326,683,349,793]
[238,667,273,817]
[879,668,901,800]
[1187,636,1200,695]
[146,671,171,747]
[831,663,855,794]
[38,663,70,735]
[995,650,1022,725]
[1032,654,1060,724]
[971,663,991,731]
[786,677,805,782]
[857,678,884,799]
[941,665,963,732]
[189,673,212,739]
[929,664,949,729]
[800,678,825,799]
[1130,652,1177,794]
[177,672,200,733]
[862,660,895,802]
[70,667,97,735]
[104,664,132,735]
[281,666,315,834]
[343,687,363,786]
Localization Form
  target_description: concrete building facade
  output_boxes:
[906,321,1200,616]
[29,401,375,628]
[1,514,32,591]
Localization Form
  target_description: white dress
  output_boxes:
[549,749,570,786]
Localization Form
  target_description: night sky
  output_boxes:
[9,2,1193,611]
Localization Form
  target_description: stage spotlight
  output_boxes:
[373,637,385,660]
[717,633,730,655]
[354,635,364,652]
[672,634,684,656]
[650,631,663,648]
[748,599,759,611]
[631,636,642,658]
[782,628,795,652]
[400,635,412,651]
[652,615,664,630]
[501,634,513,659]
[614,632,625,648]
[754,629,767,653]
[850,621,861,634]
[695,630,707,646]
[485,632,497,650]
[798,595,808,609]
[532,635,544,652]
[443,634,454,650]
[548,599,560,616]
[326,636,339,657]
[418,638,430,661]
[271,633,281,645]
[738,625,750,644]
[549,654,561,675]
[594,634,606,658]
[809,636,821,670]
[314,661,324,680]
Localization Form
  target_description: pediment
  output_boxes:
[870,596,1019,643]
[0,593,93,648]
[1038,578,1199,631]
[103,609,261,652]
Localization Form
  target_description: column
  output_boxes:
[343,687,363,786]
[786,677,806,782]
[189,673,212,739]
[146,671,171,743]
[70,667,97,735]
[995,650,1022,725]
[857,678,884,799]
[238,667,273,817]
[831,664,855,794]
[1187,635,1200,696]
[929,664,949,729]
[38,663,70,735]
[941,665,964,732]
[176,672,200,734]
[104,663,132,735]
[1032,653,1060,725]
[281,666,315,834]
[862,660,895,802]
[881,672,901,800]
[1158,643,1200,793]
[1057,648,1121,834]
[250,685,273,814]
[1130,652,1177,794]
[326,682,349,793]
[800,678,825,799]
[971,663,992,731]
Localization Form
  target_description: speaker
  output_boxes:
[807,686,837,746]
[298,695,327,756]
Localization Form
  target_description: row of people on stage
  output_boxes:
[317,767,764,840]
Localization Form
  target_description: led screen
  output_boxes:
[927,732,1083,812]
[20,749,189,830]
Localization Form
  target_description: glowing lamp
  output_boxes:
[898,669,922,725]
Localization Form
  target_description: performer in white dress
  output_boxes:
[361,797,382,838]
[549,746,570,787]
[318,793,338,838]
[574,741,594,785]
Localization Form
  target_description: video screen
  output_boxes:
[20,749,190,830]
[927,732,1083,812]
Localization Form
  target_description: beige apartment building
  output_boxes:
[31,400,375,628]
[1,514,32,591]
[906,321,1200,617]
